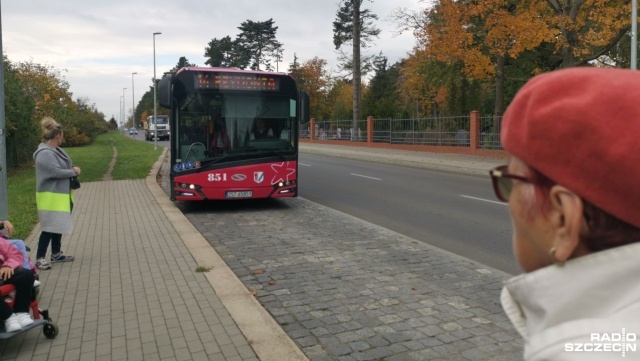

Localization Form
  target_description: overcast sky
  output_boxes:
[2,1,426,125]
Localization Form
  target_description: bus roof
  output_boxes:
[175,67,289,78]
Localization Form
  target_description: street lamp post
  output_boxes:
[131,72,137,129]
[119,96,123,130]
[633,0,637,69]
[153,32,162,150]
[122,87,127,128]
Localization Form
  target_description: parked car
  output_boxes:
[129,128,138,135]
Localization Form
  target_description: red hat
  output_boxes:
[501,67,640,227]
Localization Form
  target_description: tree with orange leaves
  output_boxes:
[396,0,632,116]
[290,56,332,120]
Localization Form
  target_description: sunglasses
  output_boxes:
[489,165,533,202]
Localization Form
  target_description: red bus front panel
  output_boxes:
[173,161,297,201]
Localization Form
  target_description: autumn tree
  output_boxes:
[3,57,37,166]
[14,61,75,122]
[333,0,380,130]
[396,0,631,118]
[13,60,106,146]
[421,1,552,117]
[3,59,106,164]
[328,80,355,120]
[291,57,332,120]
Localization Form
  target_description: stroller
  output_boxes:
[0,241,58,339]
[0,282,58,339]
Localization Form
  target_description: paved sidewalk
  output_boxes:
[0,150,305,361]
[0,144,518,361]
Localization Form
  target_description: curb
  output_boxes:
[146,148,309,361]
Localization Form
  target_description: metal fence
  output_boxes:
[372,116,470,147]
[300,115,503,150]
[302,119,368,142]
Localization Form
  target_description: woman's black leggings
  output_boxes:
[36,231,62,260]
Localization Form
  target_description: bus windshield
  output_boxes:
[174,92,295,165]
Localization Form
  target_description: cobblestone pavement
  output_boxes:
[160,157,523,361]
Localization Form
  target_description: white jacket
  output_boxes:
[501,242,640,360]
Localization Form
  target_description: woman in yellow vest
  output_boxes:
[33,117,81,270]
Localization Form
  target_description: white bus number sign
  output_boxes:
[207,173,227,182]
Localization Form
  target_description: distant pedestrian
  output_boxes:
[490,67,640,360]
[33,117,80,270]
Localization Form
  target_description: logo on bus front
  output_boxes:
[254,172,264,184]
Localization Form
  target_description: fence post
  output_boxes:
[367,116,373,144]
[470,111,480,149]
[310,118,316,142]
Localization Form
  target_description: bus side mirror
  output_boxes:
[299,91,310,124]
[159,74,172,109]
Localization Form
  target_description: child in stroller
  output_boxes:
[0,233,35,332]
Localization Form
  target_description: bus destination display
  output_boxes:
[197,73,280,91]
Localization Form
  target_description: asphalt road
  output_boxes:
[298,153,519,275]
[126,131,170,148]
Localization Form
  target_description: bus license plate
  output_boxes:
[226,191,252,199]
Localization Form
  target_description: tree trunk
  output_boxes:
[352,0,361,138]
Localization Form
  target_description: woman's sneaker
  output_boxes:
[36,258,52,270]
[51,252,74,263]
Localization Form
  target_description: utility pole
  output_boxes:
[153,32,161,150]
[633,0,637,69]
[0,2,7,219]
[132,72,137,129]
[122,88,127,127]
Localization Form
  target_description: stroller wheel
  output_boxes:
[43,322,58,339]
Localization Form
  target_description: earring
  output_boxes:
[549,247,565,266]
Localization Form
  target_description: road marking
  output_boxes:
[351,173,382,181]
[298,163,311,167]
[460,195,506,205]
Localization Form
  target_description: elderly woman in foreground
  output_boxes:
[491,67,640,361]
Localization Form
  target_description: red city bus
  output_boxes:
[158,67,309,201]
